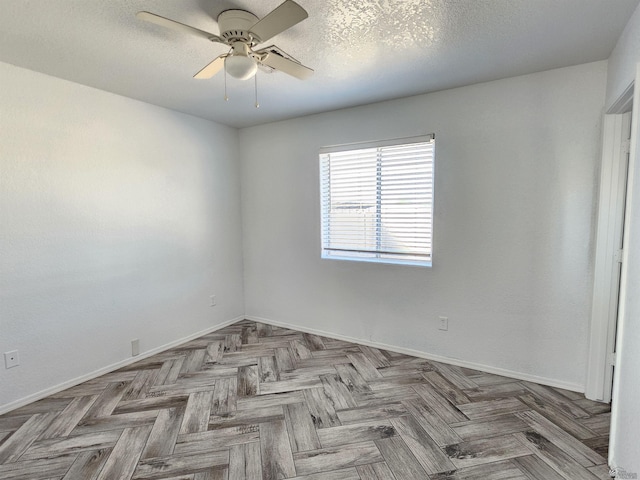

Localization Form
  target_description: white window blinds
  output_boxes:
[320,135,434,266]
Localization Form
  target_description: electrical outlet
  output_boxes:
[439,316,449,331]
[131,339,140,356]
[4,350,19,369]
[210,295,216,307]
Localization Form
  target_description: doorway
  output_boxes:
[586,108,632,403]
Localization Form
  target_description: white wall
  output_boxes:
[0,62,245,412]
[607,3,640,468]
[240,61,607,390]
[606,2,640,110]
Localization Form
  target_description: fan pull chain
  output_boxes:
[254,73,259,108]
[224,68,229,101]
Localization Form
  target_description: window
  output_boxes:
[320,135,434,267]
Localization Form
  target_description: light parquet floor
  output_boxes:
[0,320,612,479]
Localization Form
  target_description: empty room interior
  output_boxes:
[2,0,640,479]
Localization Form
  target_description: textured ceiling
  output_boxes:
[0,0,638,128]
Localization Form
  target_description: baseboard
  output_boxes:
[0,315,244,415]
[245,315,585,393]
[2,313,584,415]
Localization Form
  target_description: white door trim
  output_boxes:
[609,63,640,471]
[585,112,631,402]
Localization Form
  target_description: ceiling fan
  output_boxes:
[136,0,314,82]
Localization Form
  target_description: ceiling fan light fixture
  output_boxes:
[137,1,314,84]
[225,54,258,80]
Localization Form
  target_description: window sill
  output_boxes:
[321,253,432,268]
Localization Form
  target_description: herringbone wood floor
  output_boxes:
[0,320,611,479]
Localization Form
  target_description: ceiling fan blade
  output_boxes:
[136,11,222,43]
[249,0,308,43]
[194,55,226,79]
[260,52,314,80]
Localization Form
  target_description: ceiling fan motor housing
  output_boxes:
[217,10,260,45]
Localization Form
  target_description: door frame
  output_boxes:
[608,63,640,472]
[585,102,632,403]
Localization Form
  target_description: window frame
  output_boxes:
[319,134,435,267]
